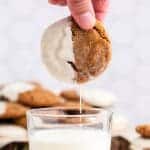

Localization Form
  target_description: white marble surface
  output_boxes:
[0,0,149,124]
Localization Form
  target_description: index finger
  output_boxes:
[48,0,67,6]
[92,0,109,21]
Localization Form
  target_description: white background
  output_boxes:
[0,0,149,124]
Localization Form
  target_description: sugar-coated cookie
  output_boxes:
[136,124,150,138]
[41,17,111,83]
[60,88,116,108]
[0,102,28,119]
[60,89,79,101]
[13,116,27,128]
[0,81,64,107]
[18,88,64,107]
[0,81,35,102]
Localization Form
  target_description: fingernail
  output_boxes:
[78,12,96,30]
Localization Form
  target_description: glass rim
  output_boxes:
[27,107,113,118]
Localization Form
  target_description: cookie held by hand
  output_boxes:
[41,17,111,83]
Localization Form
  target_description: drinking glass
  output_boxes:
[27,107,113,150]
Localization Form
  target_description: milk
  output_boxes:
[29,129,111,150]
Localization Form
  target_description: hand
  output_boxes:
[48,0,109,30]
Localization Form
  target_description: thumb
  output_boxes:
[67,0,96,30]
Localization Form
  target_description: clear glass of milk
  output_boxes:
[27,107,113,150]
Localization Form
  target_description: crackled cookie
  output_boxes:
[60,88,116,108]
[14,116,27,128]
[136,124,150,138]
[60,89,79,101]
[0,81,37,102]
[0,102,28,119]
[0,81,64,107]
[60,89,91,107]
[18,88,64,107]
[41,17,111,83]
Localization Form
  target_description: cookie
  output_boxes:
[80,88,116,108]
[0,81,64,107]
[14,116,27,128]
[130,137,150,150]
[18,88,64,107]
[136,124,150,138]
[60,89,79,101]
[29,81,42,88]
[60,88,116,108]
[0,102,28,119]
[0,81,37,102]
[72,19,111,83]
[41,16,111,83]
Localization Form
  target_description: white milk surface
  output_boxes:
[29,129,111,150]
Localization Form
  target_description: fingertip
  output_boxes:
[93,0,109,21]
[48,0,58,4]
[74,12,96,30]
[58,1,67,6]
[96,12,106,21]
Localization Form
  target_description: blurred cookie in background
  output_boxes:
[0,81,36,102]
[60,89,79,101]
[13,116,27,128]
[60,88,116,108]
[0,81,64,107]
[0,102,28,119]
[130,124,150,150]
[136,124,150,138]
[18,87,64,107]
